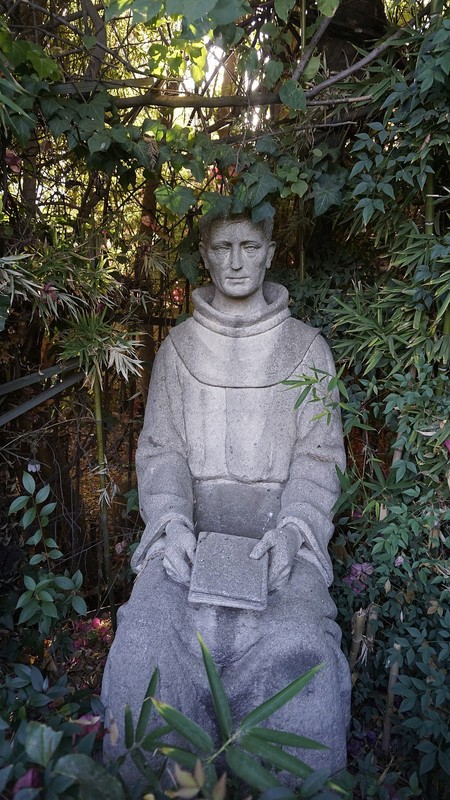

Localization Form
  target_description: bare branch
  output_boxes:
[292,15,333,82]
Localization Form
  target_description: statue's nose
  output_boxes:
[230,246,244,270]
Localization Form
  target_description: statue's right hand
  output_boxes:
[163,520,197,586]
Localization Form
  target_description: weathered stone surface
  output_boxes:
[188,532,269,610]
[101,217,351,788]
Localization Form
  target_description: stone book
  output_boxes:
[188,531,269,611]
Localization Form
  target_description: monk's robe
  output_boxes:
[102,282,351,786]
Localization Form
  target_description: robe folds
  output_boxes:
[101,282,351,787]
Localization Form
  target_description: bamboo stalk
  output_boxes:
[93,369,117,630]
[349,608,367,670]
[382,642,402,753]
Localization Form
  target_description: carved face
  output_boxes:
[199,219,275,301]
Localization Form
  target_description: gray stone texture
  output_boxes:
[101,219,351,789]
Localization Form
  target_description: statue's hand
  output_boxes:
[250,524,303,592]
[163,520,197,586]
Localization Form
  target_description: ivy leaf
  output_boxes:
[302,55,321,83]
[88,132,112,154]
[211,0,249,25]
[166,0,218,22]
[279,79,306,111]
[244,165,280,207]
[177,253,200,284]
[105,0,162,23]
[264,60,284,90]
[312,173,344,215]
[317,0,340,16]
[274,0,295,21]
[251,201,275,224]
[201,192,232,219]
[155,185,196,217]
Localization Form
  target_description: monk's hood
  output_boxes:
[168,282,320,388]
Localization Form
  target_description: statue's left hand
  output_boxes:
[250,524,303,592]
[163,521,197,586]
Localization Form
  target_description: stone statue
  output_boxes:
[101,215,351,785]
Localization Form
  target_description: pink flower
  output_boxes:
[444,440,450,454]
[394,555,404,567]
[73,713,102,739]
[13,768,41,794]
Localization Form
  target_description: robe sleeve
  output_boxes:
[132,337,194,573]
[276,335,346,586]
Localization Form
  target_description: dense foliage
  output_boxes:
[1,0,449,797]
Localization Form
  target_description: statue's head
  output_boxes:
[198,215,275,309]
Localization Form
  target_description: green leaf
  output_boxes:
[211,0,248,25]
[26,528,42,545]
[124,705,134,748]
[155,185,196,217]
[274,0,295,21]
[152,699,215,753]
[264,60,284,90]
[177,253,200,284]
[105,0,161,23]
[302,55,321,83]
[317,0,340,16]
[166,0,218,22]
[40,501,57,517]
[71,595,88,615]
[54,754,126,799]
[48,549,64,559]
[298,769,330,797]
[25,721,63,766]
[41,601,59,619]
[252,201,275,224]
[22,506,37,529]
[240,734,312,779]
[291,179,308,197]
[140,724,172,750]
[83,35,98,49]
[312,174,343,216]
[29,554,45,565]
[35,484,51,504]
[249,727,328,750]
[53,575,75,590]
[22,471,36,495]
[198,634,233,741]
[136,668,160,741]
[9,495,29,514]
[88,132,112,154]
[158,745,198,769]
[225,746,281,790]
[24,574,36,591]
[240,664,323,730]
[279,80,306,111]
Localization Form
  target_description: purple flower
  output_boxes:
[444,439,450,454]
[343,562,374,594]
[394,555,404,567]
[13,768,41,795]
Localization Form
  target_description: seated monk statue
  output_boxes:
[101,214,351,786]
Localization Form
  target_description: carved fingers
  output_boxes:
[163,520,196,586]
[250,524,302,592]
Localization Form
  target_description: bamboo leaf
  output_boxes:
[249,728,328,750]
[239,664,323,731]
[225,746,281,790]
[240,734,312,779]
[136,667,160,742]
[152,700,214,753]
[124,705,134,748]
[197,634,233,741]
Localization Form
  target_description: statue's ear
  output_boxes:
[199,242,209,271]
[266,241,276,270]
